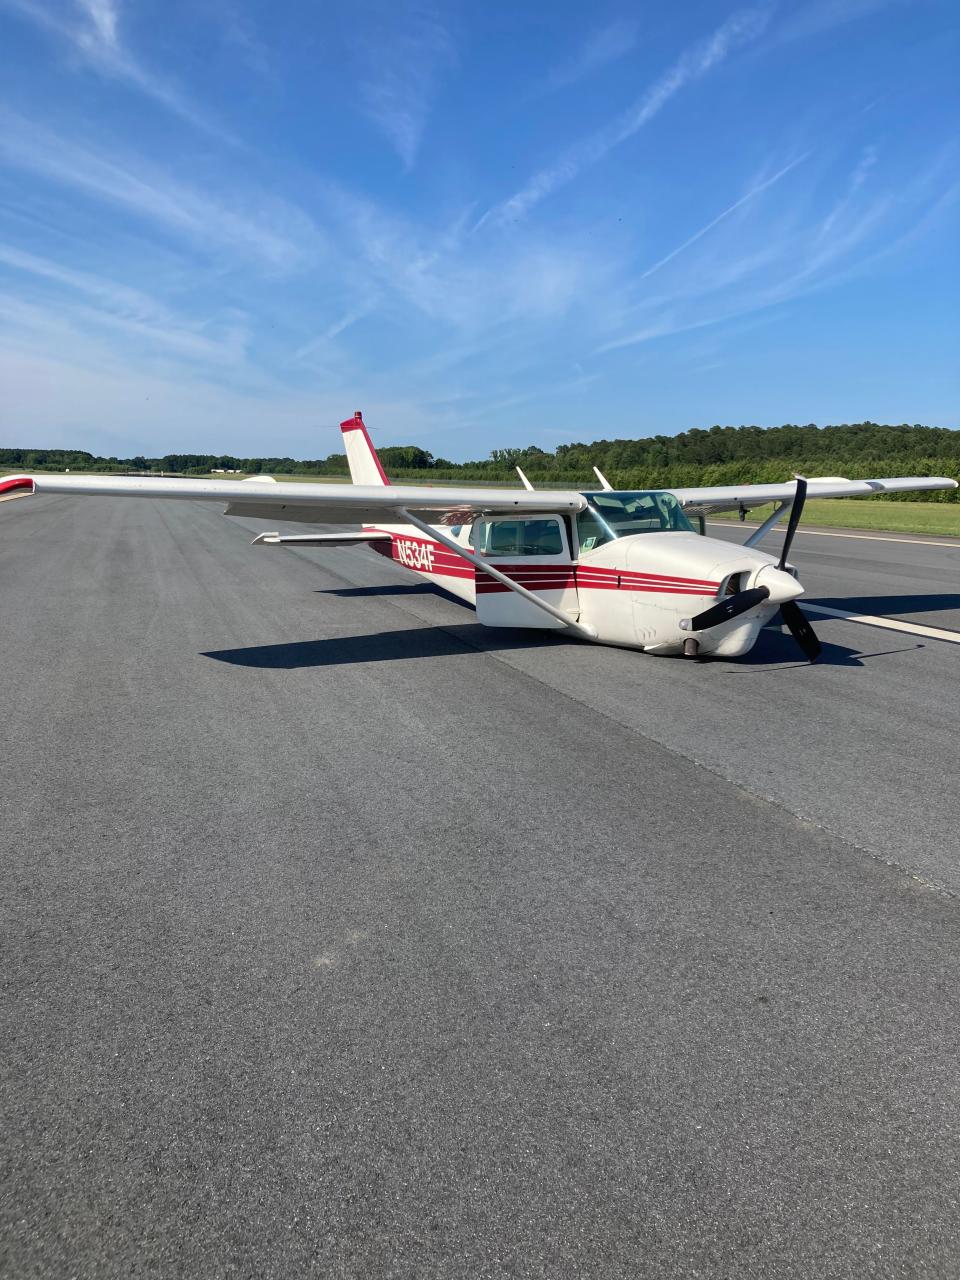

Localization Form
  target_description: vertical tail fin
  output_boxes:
[340,411,390,486]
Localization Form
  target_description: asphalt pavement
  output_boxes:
[2,495,959,1279]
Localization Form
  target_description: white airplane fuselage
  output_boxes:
[363,518,802,658]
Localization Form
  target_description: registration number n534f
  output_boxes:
[394,538,435,572]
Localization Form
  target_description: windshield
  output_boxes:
[576,490,694,551]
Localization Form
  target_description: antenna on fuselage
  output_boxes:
[516,466,535,491]
[592,465,614,491]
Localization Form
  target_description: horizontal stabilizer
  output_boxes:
[251,530,391,547]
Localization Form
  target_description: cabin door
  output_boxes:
[473,516,580,630]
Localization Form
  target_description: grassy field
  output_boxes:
[710,498,960,537]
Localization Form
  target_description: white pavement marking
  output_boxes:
[705,521,960,549]
[803,604,960,645]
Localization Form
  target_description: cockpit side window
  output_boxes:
[576,507,613,553]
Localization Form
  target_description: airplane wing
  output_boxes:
[0,474,586,524]
[668,475,957,515]
[3,471,954,524]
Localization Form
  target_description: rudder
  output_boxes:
[340,411,390,486]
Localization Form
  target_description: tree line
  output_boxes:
[3,421,958,501]
[0,442,445,476]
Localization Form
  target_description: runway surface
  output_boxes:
[2,495,959,1278]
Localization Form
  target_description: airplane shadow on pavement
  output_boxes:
[729,622,926,670]
[809,592,960,618]
[203,588,952,671]
[203,622,926,672]
[316,583,474,609]
[203,625,563,669]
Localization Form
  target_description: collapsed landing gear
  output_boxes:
[682,637,700,659]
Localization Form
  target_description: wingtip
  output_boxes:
[0,475,35,501]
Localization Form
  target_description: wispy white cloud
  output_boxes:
[448,370,604,430]
[321,182,624,336]
[290,306,374,366]
[596,145,950,355]
[355,0,455,169]
[0,288,247,366]
[476,6,772,228]
[0,241,173,321]
[0,318,469,455]
[814,143,877,242]
[0,111,320,272]
[78,0,117,47]
[769,0,910,46]
[0,243,248,363]
[0,0,235,141]
[209,1,274,80]
[542,19,640,92]
[0,105,629,416]
[639,153,812,280]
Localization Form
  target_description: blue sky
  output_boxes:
[0,0,956,460]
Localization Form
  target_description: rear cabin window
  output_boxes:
[472,518,565,557]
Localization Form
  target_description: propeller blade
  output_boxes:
[683,585,770,632]
[780,600,821,662]
[778,475,807,571]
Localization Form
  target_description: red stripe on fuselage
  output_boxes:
[364,530,721,599]
[475,562,718,586]
[476,562,719,597]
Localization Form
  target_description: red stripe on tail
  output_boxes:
[339,410,390,485]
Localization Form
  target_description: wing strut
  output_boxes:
[743,474,805,551]
[743,501,789,549]
[397,508,597,640]
[516,466,535,491]
[592,466,614,491]
[251,530,391,547]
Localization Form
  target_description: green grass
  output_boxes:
[710,498,960,537]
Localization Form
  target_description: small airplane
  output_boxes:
[2,412,955,661]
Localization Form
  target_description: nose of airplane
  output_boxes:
[754,564,805,605]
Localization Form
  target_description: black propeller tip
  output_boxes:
[780,600,821,663]
[778,475,808,572]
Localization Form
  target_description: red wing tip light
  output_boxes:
[0,476,35,501]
